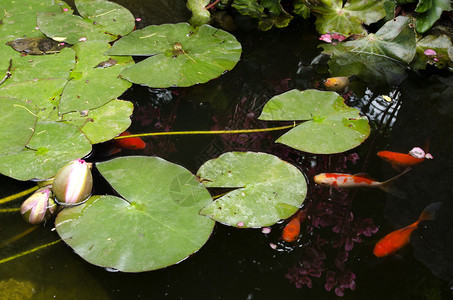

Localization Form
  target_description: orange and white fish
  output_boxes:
[378,151,424,172]
[373,202,442,257]
[324,76,350,91]
[281,210,306,242]
[314,169,410,198]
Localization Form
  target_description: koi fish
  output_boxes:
[281,210,306,242]
[373,202,442,257]
[313,169,410,198]
[324,76,350,91]
[100,131,146,156]
[378,151,424,172]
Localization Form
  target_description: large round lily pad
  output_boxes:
[0,121,92,180]
[197,152,307,228]
[0,98,37,156]
[106,23,242,88]
[55,156,215,272]
[259,89,370,154]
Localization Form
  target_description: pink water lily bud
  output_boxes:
[20,187,56,225]
[52,159,93,205]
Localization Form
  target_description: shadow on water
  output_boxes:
[1,1,453,299]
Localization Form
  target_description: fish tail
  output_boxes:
[418,202,443,222]
[379,168,411,198]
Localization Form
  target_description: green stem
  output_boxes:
[0,239,61,265]
[0,207,20,213]
[0,186,39,205]
[114,122,299,140]
[0,226,38,248]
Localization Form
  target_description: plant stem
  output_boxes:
[0,239,61,265]
[0,186,39,205]
[205,0,221,10]
[0,226,38,248]
[114,122,299,140]
[0,207,20,213]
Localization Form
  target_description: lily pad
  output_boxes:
[0,98,37,156]
[187,0,211,26]
[106,23,242,88]
[411,34,453,70]
[304,0,387,35]
[259,89,370,154]
[61,99,133,144]
[197,152,307,228]
[76,0,135,36]
[321,16,416,85]
[55,156,214,272]
[0,121,92,180]
[59,41,133,113]
[415,0,452,33]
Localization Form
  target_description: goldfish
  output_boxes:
[373,202,442,257]
[313,169,410,198]
[377,151,424,172]
[100,131,146,156]
[281,210,306,242]
[323,76,350,91]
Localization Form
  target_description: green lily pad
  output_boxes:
[187,0,211,26]
[305,0,387,35]
[197,152,307,228]
[0,98,37,155]
[321,16,416,85]
[76,0,135,36]
[415,0,451,33]
[59,41,133,113]
[412,34,453,70]
[61,99,133,144]
[0,121,92,180]
[106,23,242,88]
[37,11,116,44]
[55,156,214,272]
[259,89,370,154]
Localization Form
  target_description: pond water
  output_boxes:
[1,1,453,299]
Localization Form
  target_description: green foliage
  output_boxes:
[106,23,242,88]
[197,152,307,227]
[259,89,370,154]
[415,0,452,33]
[321,16,417,85]
[56,156,215,272]
[187,0,211,26]
[412,34,453,70]
[232,0,293,30]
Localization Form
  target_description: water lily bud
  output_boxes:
[52,159,93,205]
[21,187,56,225]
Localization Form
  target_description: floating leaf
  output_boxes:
[56,156,214,272]
[231,0,293,30]
[0,98,37,156]
[321,16,416,85]
[415,0,452,33]
[0,121,91,180]
[106,23,242,88]
[37,11,116,44]
[197,152,307,228]
[59,41,133,113]
[61,99,133,144]
[76,0,135,36]
[304,0,387,34]
[187,0,211,26]
[259,89,370,154]
[411,34,453,70]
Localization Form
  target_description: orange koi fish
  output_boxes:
[281,210,306,242]
[101,131,146,156]
[378,151,424,172]
[324,76,350,91]
[314,169,410,198]
[373,202,442,257]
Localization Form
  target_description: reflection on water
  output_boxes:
[1,1,453,299]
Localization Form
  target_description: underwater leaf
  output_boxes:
[197,152,307,228]
[37,11,116,44]
[0,121,92,180]
[321,16,416,85]
[76,0,135,36]
[59,41,133,113]
[0,98,37,156]
[106,23,242,88]
[231,0,293,30]
[411,34,453,70]
[305,0,387,34]
[56,156,214,272]
[259,89,370,154]
[415,0,451,33]
[61,99,133,144]
[187,0,211,26]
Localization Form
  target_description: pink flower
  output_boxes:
[135,18,142,21]
[424,49,436,56]
[409,147,425,158]
[78,37,87,42]
[319,34,332,43]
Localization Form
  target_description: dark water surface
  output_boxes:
[1,1,453,299]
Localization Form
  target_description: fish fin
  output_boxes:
[379,168,411,198]
[418,202,443,222]
[391,163,407,173]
